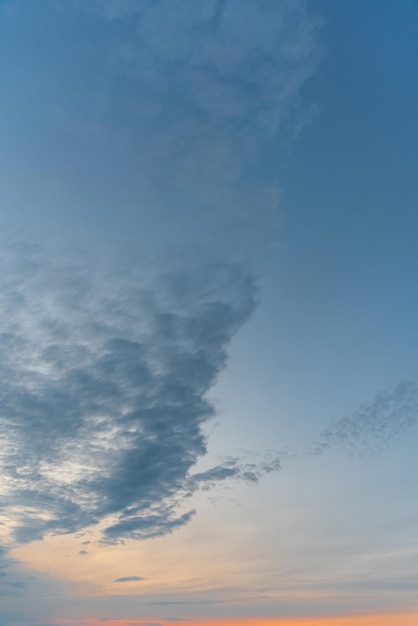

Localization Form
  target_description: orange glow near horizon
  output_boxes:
[54,612,418,626]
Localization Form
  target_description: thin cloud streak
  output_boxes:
[48,613,418,626]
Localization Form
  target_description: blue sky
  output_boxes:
[0,2,418,625]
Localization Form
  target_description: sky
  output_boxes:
[0,1,418,625]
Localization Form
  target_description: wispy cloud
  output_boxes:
[22,0,321,252]
[99,0,321,238]
[113,576,145,583]
[0,547,28,597]
[308,380,418,457]
[189,452,281,491]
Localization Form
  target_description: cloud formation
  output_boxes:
[189,452,281,491]
[0,241,268,546]
[0,547,27,597]
[309,380,418,457]
[101,0,321,231]
[101,0,320,127]
[114,576,145,583]
[17,0,320,252]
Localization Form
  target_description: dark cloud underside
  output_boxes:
[0,242,259,544]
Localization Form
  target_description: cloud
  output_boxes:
[100,0,321,234]
[0,547,28,597]
[101,0,321,125]
[113,576,145,583]
[0,241,270,547]
[0,550,12,589]
[21,0,321,252]
[189,451,281,491]
[308,380,418,457]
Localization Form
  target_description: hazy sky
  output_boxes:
[1,1,418,625]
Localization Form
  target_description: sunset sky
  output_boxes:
[1,1,418,625]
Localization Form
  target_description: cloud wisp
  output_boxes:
[0,241,275,547]
[0,547,28,597]
[14,0,321,253]
[308,380,418,458]
[102,0,321,236]
[188,451,281,491]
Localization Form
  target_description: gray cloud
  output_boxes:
[102,0,321,236]
[23,0,320,253]
[189,452,281,491]
[0,548,28,598]
[0,241,275,547]
[113,576,145,583]
[308,380,418,457]
[102,0,320,126]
